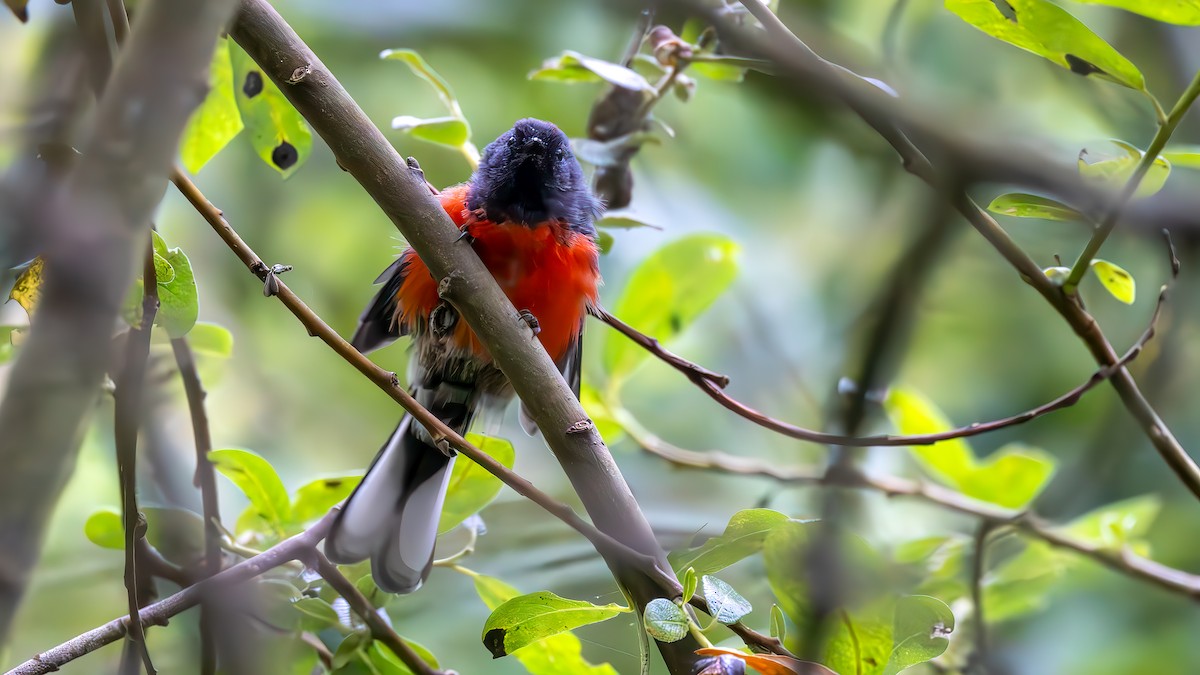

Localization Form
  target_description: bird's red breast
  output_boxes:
[393,184,601,362]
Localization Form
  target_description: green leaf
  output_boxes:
[1161,144,1200,169]
[333,631,369,669]
[824,608,893,675]
[1065,494,1160,550]
[1090,259,1136,304]
[702,575,752,625]
[181,39,244,174]
[884,390,1056,508]
[368,640,441,675]
[1078,140,1171,198]
[883,596,955,675]
[596,230,614,255]
[229,44,312,178]
[1069,0,1200,25]
[944,0,1145,90]
[292,475,362,524]
[597,209,661,230]
[669,508,792,576]
[209,448,292,533]
[143,506,207,566]
[380,49,462,112]
[0,326,19,365]
[471,575,618,675]
[983,541,1065,621]
[643,598,689,643]
[292,597,340,627]
[770,604,787,642]
[151,231,199,338]
[391,115,471,148]
[439,433,514,534]
[986,193,1083,221]
[530,51,656,93]
[186,322,235,358]
[604,234,739,381]
[482,591,629,658]
[580,383,625,445]
[763,520,816,629]
[681,567,698,604]
[882,389,975,483]
[84,508,124,550]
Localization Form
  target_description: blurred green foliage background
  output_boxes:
[3,0,1200,672]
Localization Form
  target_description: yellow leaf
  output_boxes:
[9,256,45,317]
[1090,259,1136,304]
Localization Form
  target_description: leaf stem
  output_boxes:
[1063,69,1200,294]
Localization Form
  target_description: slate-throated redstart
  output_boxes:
[324,119,603,593]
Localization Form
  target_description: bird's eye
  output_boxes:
[507,135,518,148]
[555,147,565,160]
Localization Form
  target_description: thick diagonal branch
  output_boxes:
[227,1,700,670]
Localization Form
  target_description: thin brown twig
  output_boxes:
[167,168,681,598]
[169,337,221,675]
[113,239,160,675]
[6,514,336,675]
[595,300,1157,448]
[310,553,446,675]
[967,522,993,675]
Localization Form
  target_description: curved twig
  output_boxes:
[596,290,1165,447]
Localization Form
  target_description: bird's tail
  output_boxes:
[325,392,474,593]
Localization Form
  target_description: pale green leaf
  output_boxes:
[292,475,362,524]
[186,322,235,359]
[763,520,816,630]
[292,597,340,626]
[209,448,292,533]
[1161,144,1200,169]
[883,596,955,675]
[643,598,689,643]
[702,575,752,625]
[824,608,893,675]
[439,433,514,534]
[143,506,207,566]
[181,39,244,173]
[1090,259,1136,304]
[885,390,1055,508]
[1069,0,1200,25]
[230,45,312,178]
[580,382,625,445]
[945,0,1145,90]
[1078,140,1170,198]
[530,51,656,93]
[604,234,739,380]
[986,193,1083,221]
[669,508,792,576]
[391,115,471,148]
[151,231,199,338]
[482,591,628,657]
[368,640,441,675]
[471,575,618,675]
[380,49,461,112]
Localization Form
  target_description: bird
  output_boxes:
[324,118,603,593]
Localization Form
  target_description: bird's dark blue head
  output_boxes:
[467,118,602,235]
